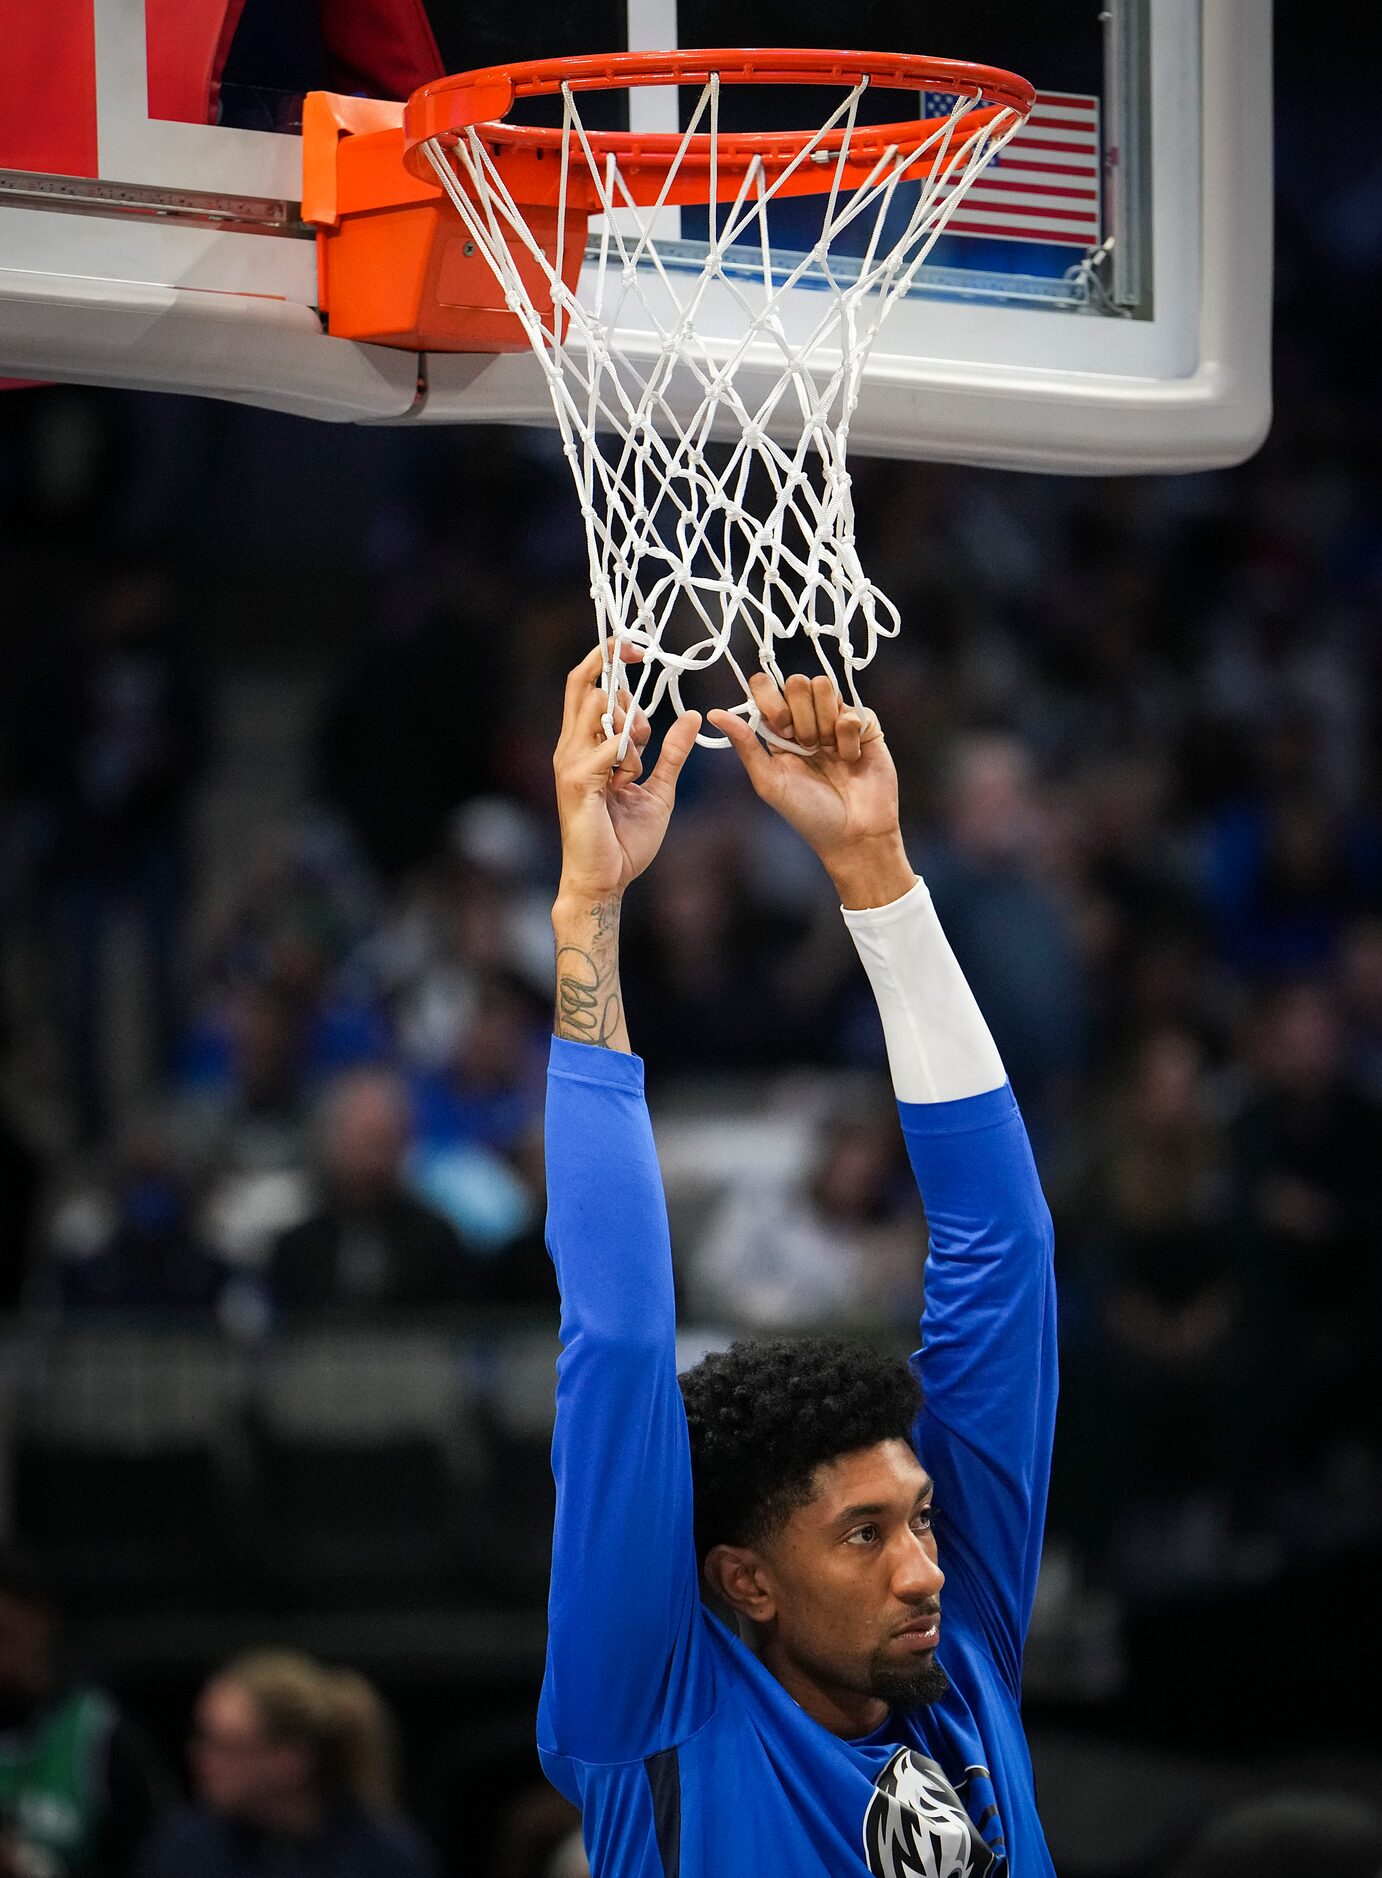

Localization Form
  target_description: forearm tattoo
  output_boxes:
[555,897,622,1047]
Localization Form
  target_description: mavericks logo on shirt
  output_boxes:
[862,1749,997,1878]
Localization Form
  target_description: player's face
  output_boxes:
[759,1439,948,1729]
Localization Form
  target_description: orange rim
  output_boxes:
[403,47,1034,198]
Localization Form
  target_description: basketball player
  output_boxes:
[541,646,1057,1877]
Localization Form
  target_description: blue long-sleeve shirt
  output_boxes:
[539,1036,1057,1877]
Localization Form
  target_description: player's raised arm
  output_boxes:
[549,644,701,1053]
[540,651,712,1770]
[710,677,1057,1691]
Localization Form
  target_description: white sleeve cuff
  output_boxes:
[842,878,1006,1105]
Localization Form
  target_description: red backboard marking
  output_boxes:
[1,0,99,176]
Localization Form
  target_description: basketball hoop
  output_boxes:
[361,52,1034,751]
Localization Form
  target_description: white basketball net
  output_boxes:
[420,72,1023,750]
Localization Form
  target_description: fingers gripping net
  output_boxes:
[418,70,1024,751]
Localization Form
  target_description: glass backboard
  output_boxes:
[0,0,1272,470]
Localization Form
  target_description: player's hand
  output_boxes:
[553,645,701,903]
[708,674,908,889]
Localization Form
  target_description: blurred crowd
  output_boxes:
[3,348,1380,1605]
[0,1549,461,1878]
[1,57,1381,1874]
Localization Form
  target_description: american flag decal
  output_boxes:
[924,90,1102,248]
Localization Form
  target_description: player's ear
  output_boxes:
[703,1544,777,1623]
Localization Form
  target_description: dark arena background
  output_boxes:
[1,5,1381,1875]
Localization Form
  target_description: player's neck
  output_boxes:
[750,1628,890,1738]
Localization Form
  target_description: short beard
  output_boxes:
[868,1653,951,1710]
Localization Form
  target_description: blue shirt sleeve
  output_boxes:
[538,1038,716,1765]
[900,1083,1057,1697]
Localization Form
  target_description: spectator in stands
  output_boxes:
[52,1113,228,1320]
[0,1550,168,1877]
[376,800,554,1076]
[408,975,547,1157]
[919,733,1088,1139]
[1199,760,1381,978]
[139,1651,438,1878]
[202,825,379,1010]
[172,821,389,1129]
[170,983,317,1185]
[267,1068,471,1318]
[688,1105,923,1333]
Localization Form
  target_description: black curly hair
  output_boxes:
[678,1335,923,1564]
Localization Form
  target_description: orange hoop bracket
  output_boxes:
[403,48,1035,209]
[303,87,586,353]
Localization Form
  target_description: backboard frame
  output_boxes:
[0,0,1272,470]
